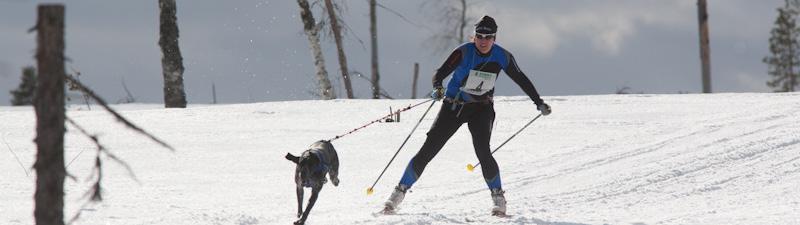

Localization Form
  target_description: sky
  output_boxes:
[0,0,785,105]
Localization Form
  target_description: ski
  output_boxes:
[371,206,396,216]
[492,211,513,218]
[380,206,396,215]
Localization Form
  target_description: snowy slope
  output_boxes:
[1,93,799,225]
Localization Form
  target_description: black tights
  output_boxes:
[400,101,500,189]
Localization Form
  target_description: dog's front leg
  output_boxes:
[295,186,304,218]
[295,186,321,225]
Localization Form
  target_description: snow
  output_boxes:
[1,93,800,225]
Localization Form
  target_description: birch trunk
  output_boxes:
[297,0,335,99]
[324,0,354,99]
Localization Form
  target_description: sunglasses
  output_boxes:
[475,33,496,40]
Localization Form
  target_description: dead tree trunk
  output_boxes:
[33,4,66,225]
[324,0,355,99]
[412,63,419,99]
[159,0,187,107]
[697,0,712,93]
[297,0,335,99]
[211,82,217,104]
[458,0,467,43]
[370,0,381,99]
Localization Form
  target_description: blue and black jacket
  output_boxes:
[433,42,544,106]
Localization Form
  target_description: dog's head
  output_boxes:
[286,151,324,187]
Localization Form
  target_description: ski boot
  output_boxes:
[490,188,507,216]
[382,184,409,214]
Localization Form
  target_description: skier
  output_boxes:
[382,15,551,216]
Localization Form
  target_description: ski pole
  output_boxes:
[467,113,542,172]
[366,100,437,195]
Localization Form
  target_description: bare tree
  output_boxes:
[296,0,336,99]
[211,82,217,104]
[457,0,467,43]
[697,0,712,93]
[31,6,174,225]
[421,0,474,55]
[352,70,393,99]
[117,77,136,104]
[65,67,92,109]
[615,86,632,94]
[369,0,380,99]
[412,63,419,99]
[158,0,187,107]
[33,5,66,225]
[63,72,175,223]
[324,0,355,98]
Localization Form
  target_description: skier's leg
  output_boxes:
[468,105,506,215]
[385,103,462,212]
[468,105,500,189]
[398,102,463,187]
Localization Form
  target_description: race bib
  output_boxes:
[460,70,497,95]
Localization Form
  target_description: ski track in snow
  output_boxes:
[2,93,800,225]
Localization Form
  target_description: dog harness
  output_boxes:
[301,150,330,188]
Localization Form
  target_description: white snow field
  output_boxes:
[2,93,800,225]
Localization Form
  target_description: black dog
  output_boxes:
[285,140,339,225]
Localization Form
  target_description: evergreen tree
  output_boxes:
[10,66,37,106]
[764,0,800,92]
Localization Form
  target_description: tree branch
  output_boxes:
[64,74,175,151]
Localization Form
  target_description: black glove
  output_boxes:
[430,86,445,101]
[537,103,551,116]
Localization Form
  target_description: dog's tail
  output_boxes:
[285,153,300,164]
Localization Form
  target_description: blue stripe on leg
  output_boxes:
[399,161,419,187]
[486,174,502,190]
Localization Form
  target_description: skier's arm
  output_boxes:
[504,52,544,106]
[432,48,463,88]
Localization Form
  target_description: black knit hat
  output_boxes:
[474,15,497,34]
